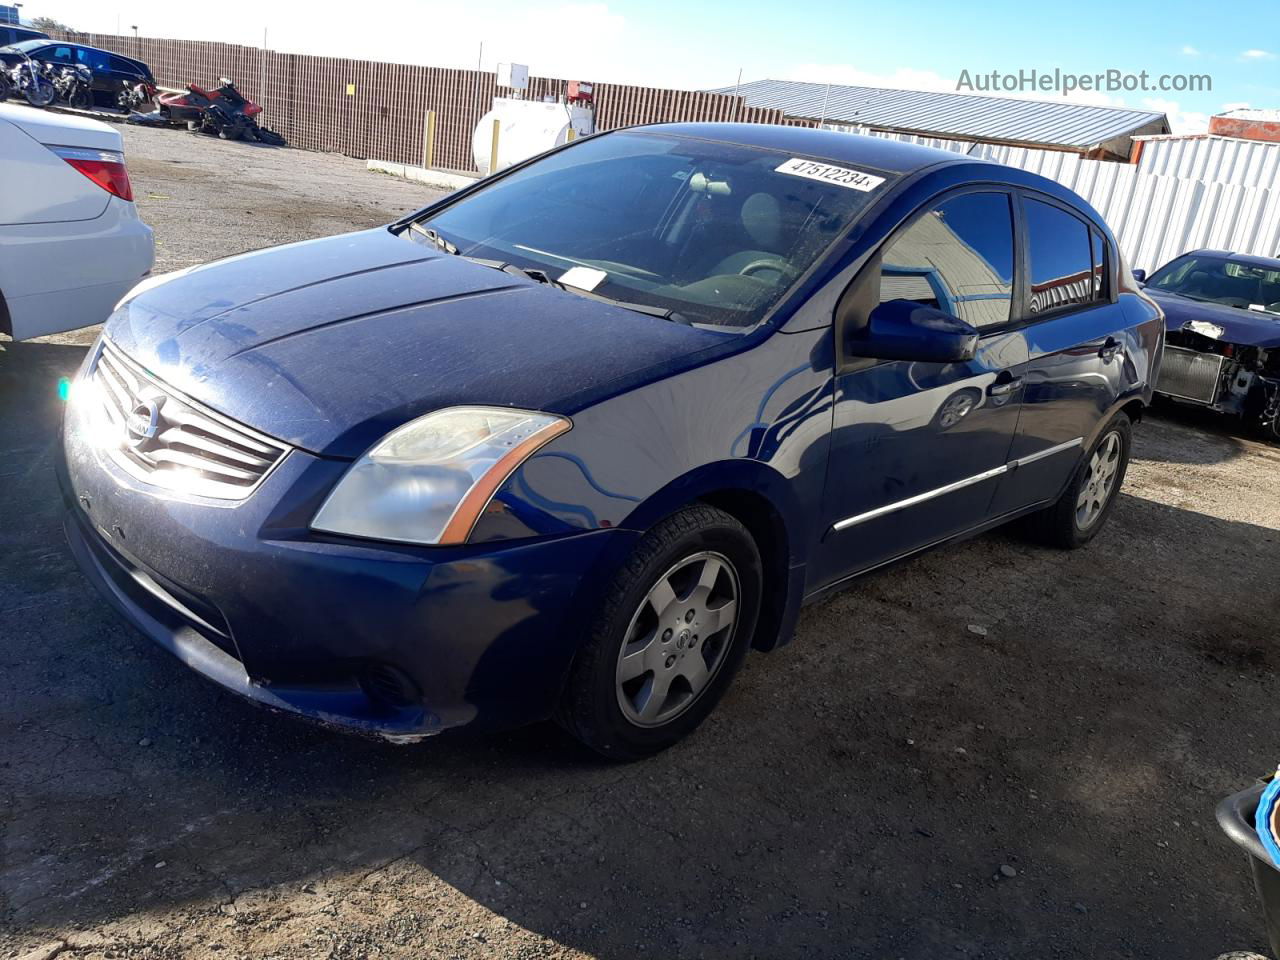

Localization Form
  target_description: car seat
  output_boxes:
[707,193,792,282]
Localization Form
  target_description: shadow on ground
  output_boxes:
[1,339,1274,958]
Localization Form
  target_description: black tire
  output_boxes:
[218,123,243,141]
[69,88,92,110]
[556,504,763,760]
[24,78,55,108]
[1021,412,1132,549]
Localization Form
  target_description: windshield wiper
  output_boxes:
[513,269,685,321]
[407,221,458,255]
[406,230,687,323]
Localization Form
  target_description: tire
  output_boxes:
[24,78,55,108]
[69,88,92,110]
[1021,412,1132,549]
[217,123,243,141]
[556,504,763,760]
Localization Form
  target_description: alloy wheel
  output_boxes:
[1076,431,1122,530]
[615,551,740,728]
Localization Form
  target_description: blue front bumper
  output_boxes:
[58,388,631,740]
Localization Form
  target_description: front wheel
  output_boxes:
[24,78,55,108]
[69,88,92,110]
[1021,412,1132,549]
[557,504,763,760]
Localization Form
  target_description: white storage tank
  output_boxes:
[472,97,595,176]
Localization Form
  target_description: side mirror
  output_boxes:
[847,299,979,364]
[1131,268,1147,285]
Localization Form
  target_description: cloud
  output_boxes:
[1142,97,1209,135]
[1239,49,1276,61]
[1180,45,1201,56]
[1220,101,1252,112]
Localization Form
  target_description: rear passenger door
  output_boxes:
[987,194,1131,515]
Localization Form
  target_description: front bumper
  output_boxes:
[58,379,629,740]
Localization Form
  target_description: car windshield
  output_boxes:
[410,131,895,329]
[1148,254,1280,316]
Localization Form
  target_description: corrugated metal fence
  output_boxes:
[54,31,792,172]
[834,124,1280,272]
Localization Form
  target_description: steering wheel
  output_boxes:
[737,258,792,280]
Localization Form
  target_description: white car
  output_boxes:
[0,104,153,341]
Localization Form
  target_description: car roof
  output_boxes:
[1183,249,1280,270]
[6,38,151,70]
[631,122,977,175]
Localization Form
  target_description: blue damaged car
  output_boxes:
[1138,250,1280,439]
[58,124,1163,758]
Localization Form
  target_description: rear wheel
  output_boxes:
[557,504,762,760]
[69,88,92,110]
[1021,412,1131,549]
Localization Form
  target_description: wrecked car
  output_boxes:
[1141,250,1280,439]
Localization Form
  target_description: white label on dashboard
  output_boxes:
[559,266,608,291]
[774,157,886,192]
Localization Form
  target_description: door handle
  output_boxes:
[1099,336,1121,362]
[988,374,1023,397]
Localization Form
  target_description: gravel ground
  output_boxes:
[2,122,1279,960]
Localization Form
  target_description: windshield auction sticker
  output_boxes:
[775,158,886,192]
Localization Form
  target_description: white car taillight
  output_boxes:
[48,145,134,202]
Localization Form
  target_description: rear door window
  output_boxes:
[878,191,1016,329]
[109,55,139,76]
[1024,198,1098,314]
[75,47,111,71]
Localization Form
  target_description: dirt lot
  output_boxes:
[3,122,1279,960]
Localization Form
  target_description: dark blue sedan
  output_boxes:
[58,124,1164,758]
[1140,249,1280,439]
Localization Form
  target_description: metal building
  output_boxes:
[711,79,1170,160]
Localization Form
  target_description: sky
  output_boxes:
[31,0,1280,133]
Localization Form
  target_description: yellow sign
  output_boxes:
[346,83,355,96]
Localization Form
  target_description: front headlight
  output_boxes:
[311,406,571,546]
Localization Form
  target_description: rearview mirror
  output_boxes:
[1131,268,1147,284]
[847,300,979,364]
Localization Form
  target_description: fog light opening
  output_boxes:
[360,662,420,708]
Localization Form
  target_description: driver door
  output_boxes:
[811,189,1027,588]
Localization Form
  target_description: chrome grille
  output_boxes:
[1157,345,1227,405]
[89,341,288,500]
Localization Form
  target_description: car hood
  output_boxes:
[1147,288,1280,348]
[105,228,729,457]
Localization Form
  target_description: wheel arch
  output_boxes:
[619,459,811,653]
[1084,394,1145,452]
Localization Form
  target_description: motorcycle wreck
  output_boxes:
[53,64,96,110]
[156,78,286,145]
